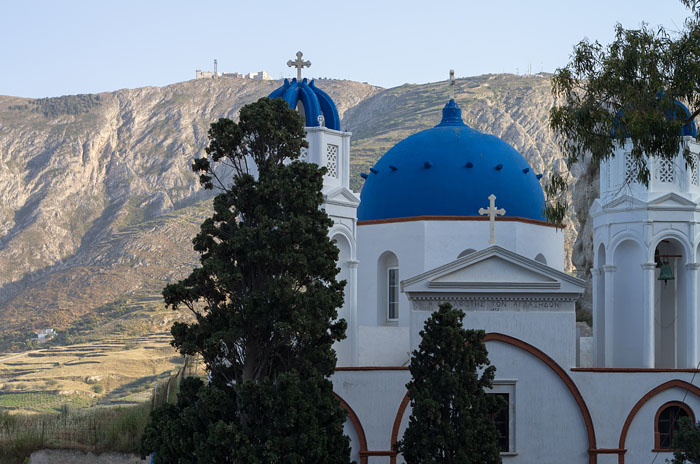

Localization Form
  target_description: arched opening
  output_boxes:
[654,238,685,368]
[613,240,645,367]
[594,243,606,368]
[377,251,399,325]
[534,253,547,265]
[654,401,694,451]
[296,99,306,126]
[458,248,476,259]
[332,234,352,366]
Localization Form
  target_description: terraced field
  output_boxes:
[0,333,183,414]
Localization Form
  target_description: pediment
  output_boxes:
[430,256,558,288]
[323,186,360,207]
[602,194,646,210]
[647,192,697,208]
[402,246,585,295]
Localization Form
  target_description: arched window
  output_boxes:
[534,253,547,265]
[377,251,399,323]
[458,249,477,259]
[654,401,694,450]
[387,266,399,320]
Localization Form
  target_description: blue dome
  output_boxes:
[614,98,697,138]
[357,100,546,222]
[268,78,341,130]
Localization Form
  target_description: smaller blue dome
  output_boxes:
[268,78,341,130]
[614,98,697,138]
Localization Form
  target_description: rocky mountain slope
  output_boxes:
[0,74,591,340]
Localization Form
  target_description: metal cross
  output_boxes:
[449,69,455,100]
[287,51,311,80]
[479,194,506,244]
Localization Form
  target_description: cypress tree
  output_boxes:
[395,303,503,464]
[140,97,351,463]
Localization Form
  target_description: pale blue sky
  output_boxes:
[0,0,692,97]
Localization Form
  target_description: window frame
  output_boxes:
[387,266,399,321]
[653,401,695,452]
[490,380,517,455]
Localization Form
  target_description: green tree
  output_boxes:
[546,0,700,223]
[395,303,503,464]
[140,97,351,463]
[672,416,700,463]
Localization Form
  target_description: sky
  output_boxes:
[0,0,693,98]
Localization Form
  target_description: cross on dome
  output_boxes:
[287,51,311,80]
[449,69,455,100]
[479,194,506,244]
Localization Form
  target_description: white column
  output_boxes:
[686,263,700,368]
[591,268,603,367]
[603,265,617,367]
[641,263,656,368]
[348,259,359,366]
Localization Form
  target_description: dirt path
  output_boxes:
[28,450,150,464]
[0,349,43,363]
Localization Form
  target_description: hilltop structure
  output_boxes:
[267,53,700,464]
[195,59,271,80]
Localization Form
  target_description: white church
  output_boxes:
[269,54,700,464]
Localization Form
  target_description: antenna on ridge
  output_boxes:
[214,59,218,77]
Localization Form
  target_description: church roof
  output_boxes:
[613,97,697,138]
[357,99,546,222]
[268,78,341,130]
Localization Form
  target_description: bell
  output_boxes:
[658,262,675,285]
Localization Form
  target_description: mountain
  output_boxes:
[0,74,591,344]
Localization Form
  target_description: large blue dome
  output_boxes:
[268,78,341,130]
[357,100,546,222]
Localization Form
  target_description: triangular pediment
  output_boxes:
[603,194,646,210]
[430,256,558,288]
[323,186,360,207]
[402,246,585,295]
[648,192,697,208]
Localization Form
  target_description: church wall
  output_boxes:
[332,369,411,457]
[485,341,590,463]
[422,220,564,272]
[622,387,700,463]
[357,326,410,366]
[357,219,566,332]
[357,221,426,328]
[572,372,700,463]
[410,304,577,368]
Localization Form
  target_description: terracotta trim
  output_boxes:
[389,393,411,464]
[653,401,695,451]
[357,215,565,229]
[482,333,598,464]
[572,368,700,373]
[336,366,409,371]
[334,393,369,464]
[589,448,626,455]
[387,332,597,464]
[618,380,700,464]
[360,450,396,457]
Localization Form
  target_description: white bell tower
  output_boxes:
[273,52,360,366]
[592,135,700,368]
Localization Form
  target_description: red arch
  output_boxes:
[618,379,700,464]
[334,393,369,464]
[389,332,598,464]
